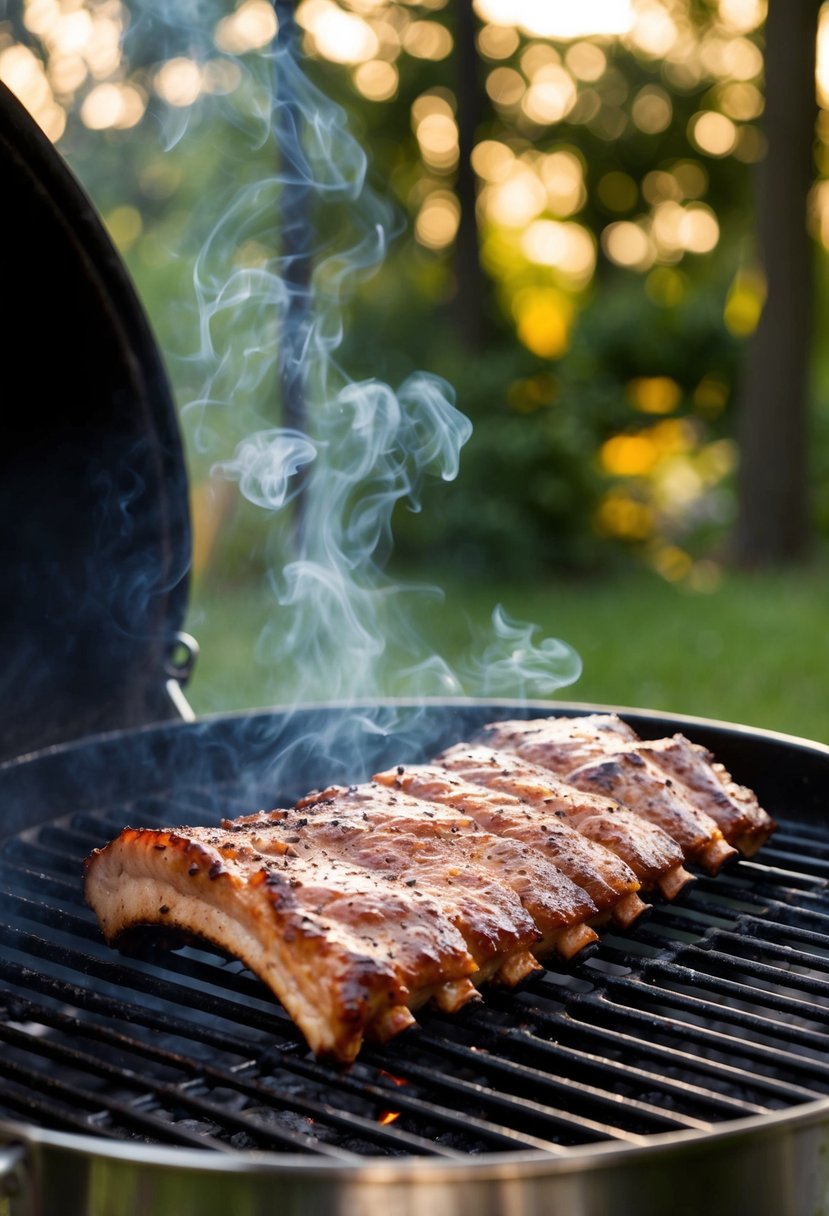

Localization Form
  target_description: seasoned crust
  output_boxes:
[84,825,477,1063]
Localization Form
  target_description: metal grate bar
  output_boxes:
[0,957,568,1155]
[447,999,786,1116]
[560,991,826,1102]
[0,1052,235,1152]
[5,794,829,1158]
[405,1022,718,1131]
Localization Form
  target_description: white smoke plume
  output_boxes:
[160,5,582,712]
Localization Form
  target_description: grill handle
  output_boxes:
[164,632,199,723]
[0,1144,31,1216]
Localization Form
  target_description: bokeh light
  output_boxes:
[415,190,460,249]
[214,0,277,55]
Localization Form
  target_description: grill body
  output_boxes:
[3,700,829,1216]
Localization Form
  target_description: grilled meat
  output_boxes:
[479,718,740,873]
[84,825,480,1063]
[373,763,648,928]
[625,734,776,856]
[85,781,602,1061]
[434,743,693,900]
[479,714,774,855]
[85,712,775,1063]
[283,782,601,963]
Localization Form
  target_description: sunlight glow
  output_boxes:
[652,201,719,255]
[565,41,607,82]
[477,24,520,59]
[412,96,459,171]
[471,139,515,182]
[81,80,145,128]
[628,5,679,56]
[0,43,65,140]
[155,58,202,107]
[689,110,737,157]
[631,84,672,133]
[818,3,829,108]
[521,219,595,285]
[522,64,577,124]
[627,376,681,415]
[403,20,452,60]
[215,0,277,54]
[512,286,574,358]
[353,59,398,100]
[601,221,654,271]
[699,34,762,81]
[298,0,379,64]
[474,0,634,39]
[415,190,460,248]
[723,267,766,335]
[486,66,525,108]
[718,0,766,33]
[484,165,547,227]
[540,150,586,216]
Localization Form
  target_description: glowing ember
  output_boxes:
[378,1069,408,1087]
[378,1110,400,1125]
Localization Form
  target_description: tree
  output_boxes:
[732,0,822,565]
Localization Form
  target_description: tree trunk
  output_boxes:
[453,0,487,352]
[273,0,313,554]
[732,0,821,566]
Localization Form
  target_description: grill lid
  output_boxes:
[0,81,191,761]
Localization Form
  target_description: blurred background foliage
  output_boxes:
[2,0,807,586]
[4,0,829,749]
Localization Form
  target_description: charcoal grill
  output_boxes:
[3,77,829,1216]
[3,702,829,1216]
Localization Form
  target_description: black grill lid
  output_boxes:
[0,81,191,761]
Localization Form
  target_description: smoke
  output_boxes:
[169,7,581,713]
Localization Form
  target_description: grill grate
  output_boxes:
[2,782,829,1158]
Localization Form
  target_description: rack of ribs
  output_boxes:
[84,713,776,1063]
[479,715,775,865]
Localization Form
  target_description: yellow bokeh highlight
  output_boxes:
[512,287,574,358]
[724,267,766,336]
[600,433,659,477]
[521,219,595,285]
[645,266,687,306]
[484,165,547,227]
[106,205,143,251]
[595,492,655,540]
[693,374,730,417]
[652,545,693,582]
[601,419,691,477]
[627,376,681,415]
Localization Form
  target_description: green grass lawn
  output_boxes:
[184,564,829,744]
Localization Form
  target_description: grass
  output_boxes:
[183,563,829,745]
